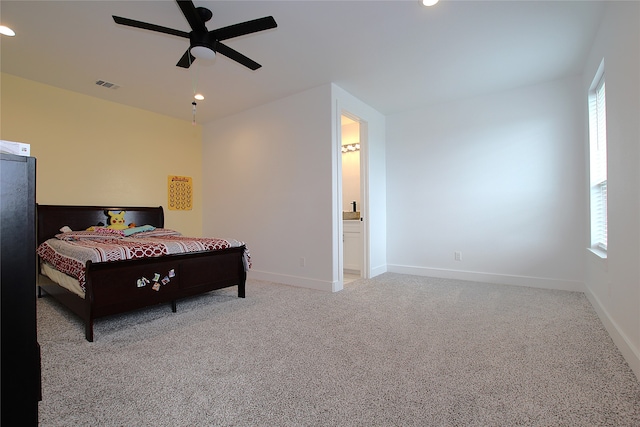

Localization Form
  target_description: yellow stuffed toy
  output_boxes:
[106,210,129,230]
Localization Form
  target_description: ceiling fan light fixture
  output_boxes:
[190,45,215,61]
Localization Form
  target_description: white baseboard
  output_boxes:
[249,265,391,292]
[584,287,640,381]
[248,270,336,292]
[250,265,584,293]
[370,264,388,278]
[387,264,585,292]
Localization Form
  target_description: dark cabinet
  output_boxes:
[1,153,40,425]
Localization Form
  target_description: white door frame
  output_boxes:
[338,110,370,283]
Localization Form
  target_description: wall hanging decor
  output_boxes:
[168,175,193,211]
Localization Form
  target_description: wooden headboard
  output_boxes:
[36,205,164,245]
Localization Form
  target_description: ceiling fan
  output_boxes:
[112,0,277,70]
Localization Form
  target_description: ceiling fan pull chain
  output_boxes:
[190,53,200,125]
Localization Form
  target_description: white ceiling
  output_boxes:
[0,1,606,124]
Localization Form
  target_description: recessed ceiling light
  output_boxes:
[0,26,16,36]
[422,0,439,6]
[194,94,204,101]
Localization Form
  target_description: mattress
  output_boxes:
[37,228,250,293]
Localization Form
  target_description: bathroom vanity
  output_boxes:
[343,218,362,274]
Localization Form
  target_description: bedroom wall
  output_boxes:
[581,1,640,378]
[202,84,335,290]
[386,75,586,291]
[201,83,386,291]
[0,74,203,236]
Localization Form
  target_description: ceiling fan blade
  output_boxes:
[113,15,190,38]
[215,42,262,70]
[176,0,207,33]
[176,50,196,68]
[210,16,277,41]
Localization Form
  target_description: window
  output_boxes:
[588,61,607,253]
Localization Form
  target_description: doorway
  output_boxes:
[341,113,363,283]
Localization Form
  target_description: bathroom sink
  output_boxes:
[343,211,360,220]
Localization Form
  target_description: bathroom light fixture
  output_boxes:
[0,25,15,36]
[341,143,360,153]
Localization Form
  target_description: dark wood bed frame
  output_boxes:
[36,205,246,342]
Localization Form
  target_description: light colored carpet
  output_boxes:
[37,273,640,426]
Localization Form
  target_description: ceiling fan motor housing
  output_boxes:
[196,6,213,23]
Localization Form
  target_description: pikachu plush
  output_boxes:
[105,211,129,230]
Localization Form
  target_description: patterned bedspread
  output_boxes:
[37,229,250,292]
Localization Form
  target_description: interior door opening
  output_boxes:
[341,113,363,284]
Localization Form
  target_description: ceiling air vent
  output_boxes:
[95,80,120,90]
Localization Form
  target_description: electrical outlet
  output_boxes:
[454,251,462,261]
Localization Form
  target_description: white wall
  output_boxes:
[202,84,335,291]
[386,75,586,291]
[202,83,386,291]
[582,1,640,378]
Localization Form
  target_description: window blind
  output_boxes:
[589,75,607,251]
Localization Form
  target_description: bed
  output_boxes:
[36,205,248,341]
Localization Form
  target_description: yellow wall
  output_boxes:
[0,73,203,236]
